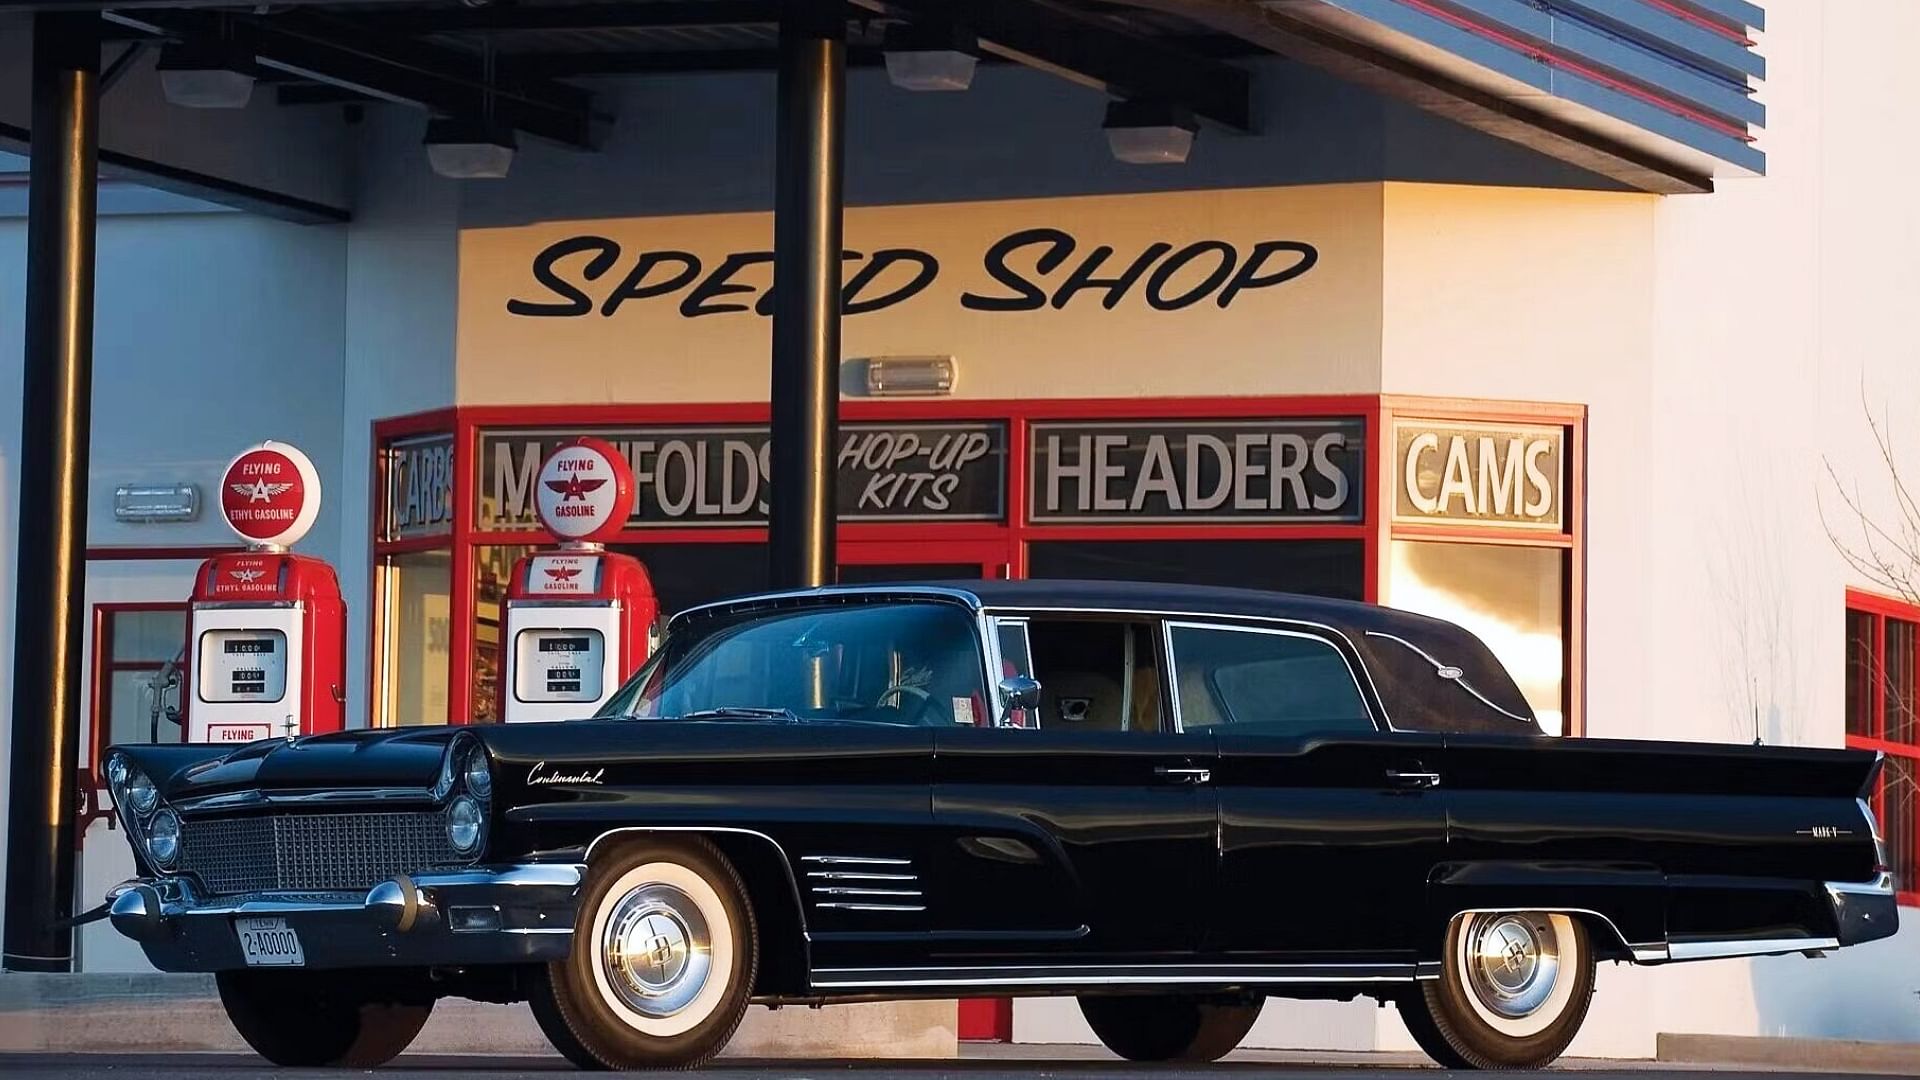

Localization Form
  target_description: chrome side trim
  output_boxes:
[806,871,914,881]
[1665,937,1840,962]
[1449,906,1666,964]
[810,887,922,897]
[815,902,927,912]
[583,826,810,943]
[810,963,1418,989]
[799,855,911,866]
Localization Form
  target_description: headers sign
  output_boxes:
[383,434,454,541]
[477,422,1006,530]
[1029,419,1365,524]
[1393,420,1565,530]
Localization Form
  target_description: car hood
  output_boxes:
[117,728,461,805]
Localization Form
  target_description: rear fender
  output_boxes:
[1428,862,1666,962]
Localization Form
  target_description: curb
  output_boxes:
[0,973,955,1058]
[1658,1033,1920,1074]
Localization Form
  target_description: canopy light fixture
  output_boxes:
[1103,100,1198,165]
[865,356,957,397]
[156,40,257,109]
[882,23,979,92]
[425,117,517,180]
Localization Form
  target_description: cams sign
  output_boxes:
[1394,421,1565,530]
[1029,419,1365,524]
[478,422,1006,530]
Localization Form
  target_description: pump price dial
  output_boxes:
[514,629,604,704]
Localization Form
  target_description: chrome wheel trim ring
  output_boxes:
[1453,912,1579,1039]
[587,861,734,1038]
[602,883,711,1018]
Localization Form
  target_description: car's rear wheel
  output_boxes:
[1078,994,1262,1062]
[1398,911,1595,1069]
[536,837,757,1069]
[216,969,433,1067]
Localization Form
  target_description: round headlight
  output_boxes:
[147,808,181,868]
[447,795,484,856]
[463,749,492,799]
[125,770,159,816]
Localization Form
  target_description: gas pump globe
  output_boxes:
[186,442,346,743]
[501,437,658,723]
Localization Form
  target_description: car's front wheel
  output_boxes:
[533,837,757,1069]
[1398,911,1595,1069]
[1078,994,1262,1062]
[215,968,433,1067]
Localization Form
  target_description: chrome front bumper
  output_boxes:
[107,864,584,972]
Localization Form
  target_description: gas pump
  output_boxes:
[186,441,346,743]
[501,437,657,723]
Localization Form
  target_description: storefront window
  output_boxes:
[98,606,189,748]
[380,550,452,726]
[472,545,533,724]
[1388,541,1566,735]
[1027,540,1364,600]
[1845,595,1920,901]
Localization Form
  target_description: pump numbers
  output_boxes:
[236,917,305,966]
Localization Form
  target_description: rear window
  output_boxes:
[1359,622,1540,734]
[1169,624,1373,736]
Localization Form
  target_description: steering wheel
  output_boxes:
[876,683,937,723]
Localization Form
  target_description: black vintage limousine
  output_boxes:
[103,581,1895,1070]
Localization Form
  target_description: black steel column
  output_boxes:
[4,12,99,973]
[767,0,846,590]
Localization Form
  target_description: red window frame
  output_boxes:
[1845,587,1920,907]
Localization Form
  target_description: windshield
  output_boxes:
[596,601,989,726]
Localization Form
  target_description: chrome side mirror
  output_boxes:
[998,675,1042,720]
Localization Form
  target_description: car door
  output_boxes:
[927,614,1217,963]
[1169,620,1448,967]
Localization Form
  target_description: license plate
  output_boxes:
[236,917,306,967]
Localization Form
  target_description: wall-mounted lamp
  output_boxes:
[1103,100,1198,165]
[865,356,957,397]
[156,40,257,109]
[424,117,517,180]
[883,23,979,92]
[114,483,201,523]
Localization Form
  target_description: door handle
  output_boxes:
[1386,769,1441,789]
[1155,765,1212,784]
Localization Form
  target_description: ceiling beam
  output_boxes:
[105,9,603,148]
[336,1,798,36]
[852,0,1251,131]
[511,46,889,79]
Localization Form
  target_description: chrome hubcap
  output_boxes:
[1465,914,1560,1019]
[601,883,712,1018]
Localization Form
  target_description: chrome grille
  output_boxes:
[179,811,462,895]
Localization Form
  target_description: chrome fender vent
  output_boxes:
[801,855,923,912]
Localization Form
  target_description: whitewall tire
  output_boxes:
[531,838,757,1069]
[1398,911,1595,1069]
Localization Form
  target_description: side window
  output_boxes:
[1168,623,1372,735]
[1011,618,1163,733]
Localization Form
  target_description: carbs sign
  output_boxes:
[1393,420,1565,530]
[383,434,454,541]
[1028,419,1365,524]
[477,422,1006,530]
